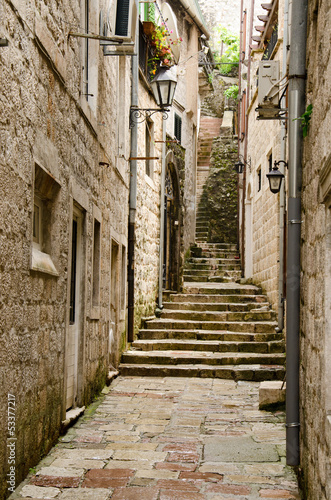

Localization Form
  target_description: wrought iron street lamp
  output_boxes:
[130,66,177,127]
[234,155,251,174]
[267,160,286,193]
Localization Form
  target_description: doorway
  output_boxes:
[163,163,180,291]
[66,206,84,410]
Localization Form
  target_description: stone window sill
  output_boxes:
[31,247,59,277]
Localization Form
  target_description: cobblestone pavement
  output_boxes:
[11,377,301,500]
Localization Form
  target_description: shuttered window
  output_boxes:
[174,113,182,144]
[116,0,130,36]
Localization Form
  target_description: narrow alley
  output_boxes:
[11,376,300,500]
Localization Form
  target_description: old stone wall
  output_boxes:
[198,0,241,35]
[239,24,285,309]
[0,0,130,496]
[300,0,331,497]
[203,135,238,243]
[128,0,201,333]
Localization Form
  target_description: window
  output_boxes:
[92,219,101,307]
[174,113,182,144]
[268,152,273,172]
[81,0,98,113]
[33,197,43,250]
[240,90,246,141]
[83,0,90,100]
[145,119,154,178]
[31,164,60,275]
[139,0,155,22]
[241,10,247,62]
[121,245,126,313]
[257,167,262,192]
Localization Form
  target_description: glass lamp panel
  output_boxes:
[270,176,282,192]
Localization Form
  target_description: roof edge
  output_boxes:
[178,0,210,39]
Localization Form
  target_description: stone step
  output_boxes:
[185,263,241,271]
[121,350,285,367]
[119,363,285,381]
[183,272,242,280]
[145,318,277,333]
[137,328,283,342]
[181,284,262,295]
[162,301,270,312]
[166,293,268,304]
[183,274,241,283]
[131,339,285,353]
[190,250,240,259]
[159,309,277,322]
[198,243,238,250]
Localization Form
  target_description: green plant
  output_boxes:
[148,23,182,77]
[212,26,239,75]
[208,73,214,84]
[224,84,239,100]
[294,104,313,138]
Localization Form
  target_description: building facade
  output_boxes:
[0,0,208,496]
[300,0,331,496]
[238,0,287,319]
[238,0,331,497]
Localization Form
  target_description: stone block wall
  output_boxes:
[198,0,241,35]
[300,0,331,497]
[241,41,284,309]
[0,0,131,496]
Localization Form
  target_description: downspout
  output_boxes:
[128,11,139,344]
[276,0,289,332]
[158,121,166,308]
[242,0,255,274]
[286,0,308,466]
[237,0,244,252]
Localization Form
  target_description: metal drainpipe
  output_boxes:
[241,0,255,275]
[286,0,308,467]
[276,0,289,333]
[158,121,166,308]
[237,0,244,253]
[128,13,139,344]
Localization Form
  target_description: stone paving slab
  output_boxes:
[10,377,301,500]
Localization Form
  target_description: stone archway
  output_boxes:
[163,162,181,291]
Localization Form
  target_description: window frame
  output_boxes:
[174,113,182,144]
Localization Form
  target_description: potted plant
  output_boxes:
[148,24,182,77]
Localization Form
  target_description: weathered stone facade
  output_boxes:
[300,0,331,497]
[238,0,285,310]
[198,0,241,35]
[131,0,204,332]
[0,1,132,496]
[0,0,206,496]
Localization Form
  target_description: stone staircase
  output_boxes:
[184,242,242,283]
[119,242,285,381]
[119,114,285,382]
[195,116,222,242]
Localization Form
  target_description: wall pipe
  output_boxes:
[241,0,255,275]
[127,8,139,344]
[158,121,166,308]
[286,0,308,466]
[276,0,289,333]
[237,0,244,253]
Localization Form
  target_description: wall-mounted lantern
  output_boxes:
[130,66,177,127]
[234,155,251,174]
[267,160,286,193]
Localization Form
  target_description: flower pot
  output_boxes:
[143,21,155,36]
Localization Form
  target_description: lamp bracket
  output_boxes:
[130,107,169,128]
[238,154,251,172]
[274,160,288,169]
